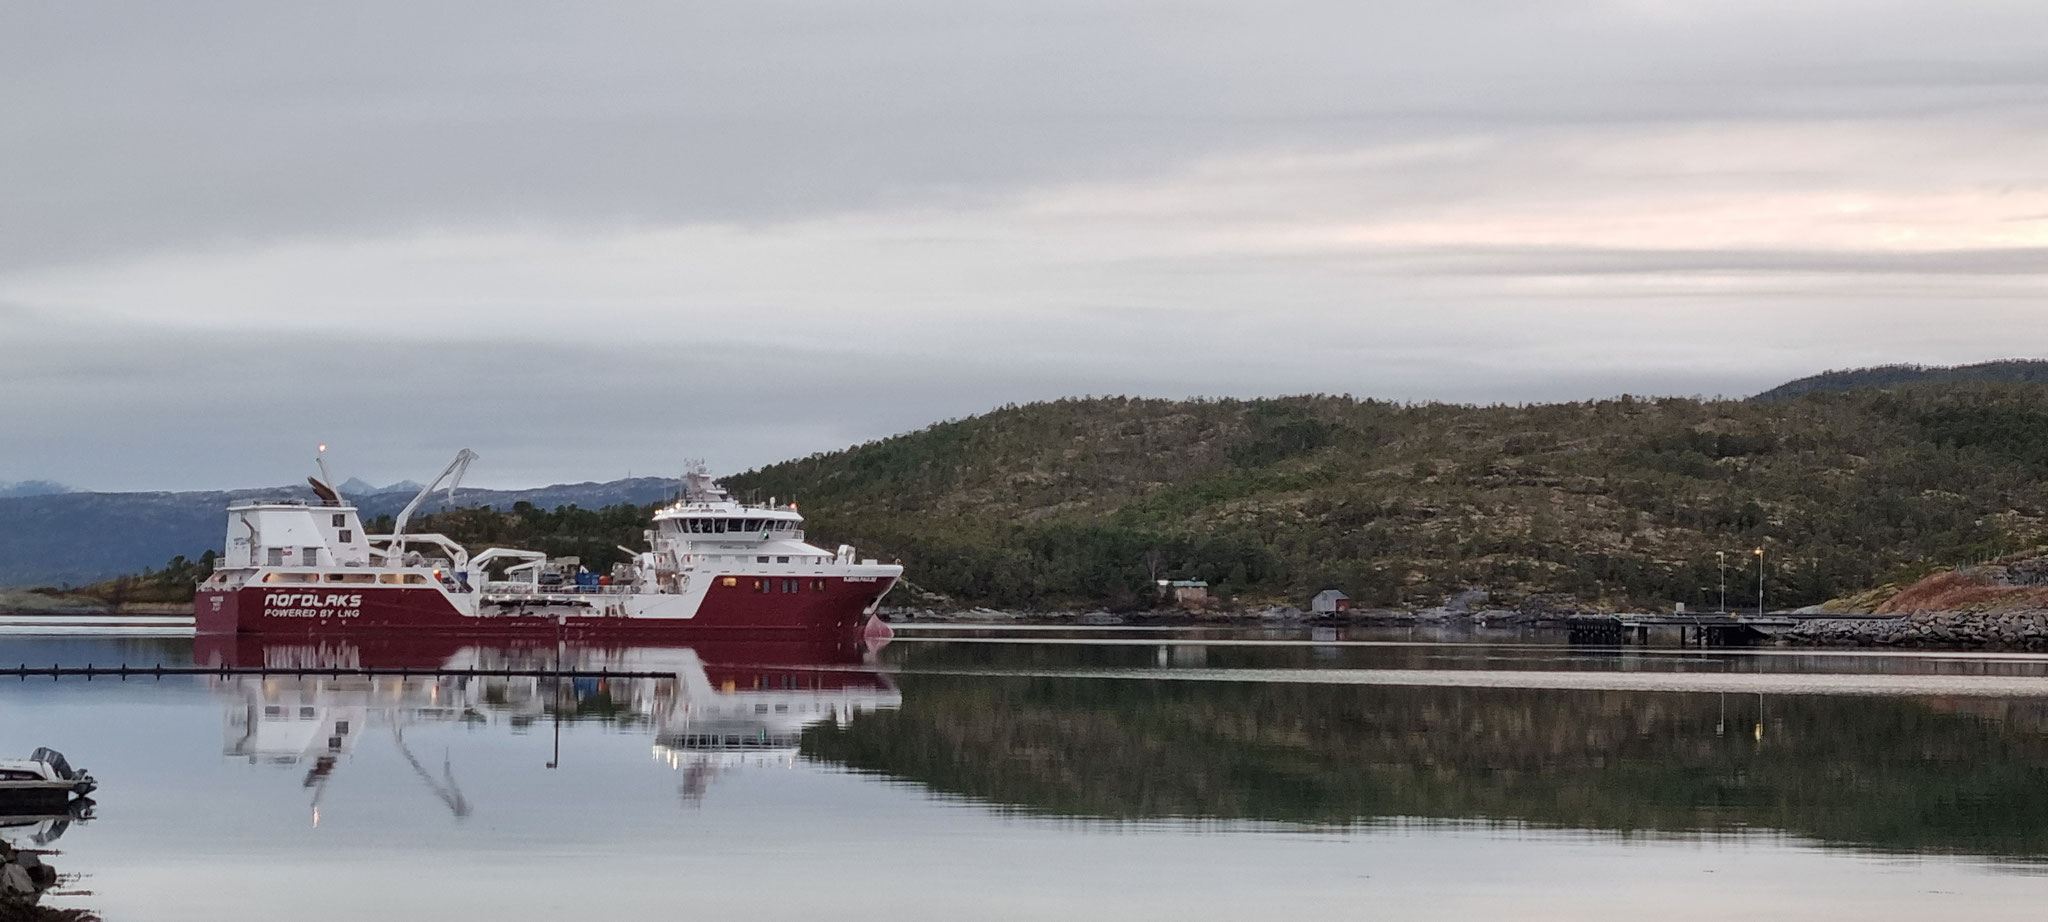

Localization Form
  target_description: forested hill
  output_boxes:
[726,385,2048,611]
[1754,360,2048,401]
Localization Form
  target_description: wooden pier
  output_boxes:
[1565,613,1797,647]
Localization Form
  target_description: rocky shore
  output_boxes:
[883,604,1530,627]
[886,604,2048,651]
[1775,560,2048,649]
[0,840,64,922]
[1781,610,2048,650]
[0,839,94,922]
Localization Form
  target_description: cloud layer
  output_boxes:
[5,1,2047,489]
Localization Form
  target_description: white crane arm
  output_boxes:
[387,449,479,555]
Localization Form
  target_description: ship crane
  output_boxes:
[379,449,478,563]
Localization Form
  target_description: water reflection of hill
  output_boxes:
[804,672,2048,858]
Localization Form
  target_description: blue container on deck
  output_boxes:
[575,571,600,592]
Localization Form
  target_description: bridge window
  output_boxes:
[332,514,346,527]
[338,529,353,543]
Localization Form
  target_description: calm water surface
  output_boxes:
[5,628,2048,920]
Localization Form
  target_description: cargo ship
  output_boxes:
[195,451,901,644]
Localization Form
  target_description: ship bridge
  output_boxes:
[651,505,804,541]
[650,463,806,543]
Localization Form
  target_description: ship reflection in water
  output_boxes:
[199,635,899,811]
[11,634,2048,921]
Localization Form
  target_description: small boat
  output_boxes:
[0,749,96,802]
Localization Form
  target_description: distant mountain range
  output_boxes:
[337,477,426,496]
[1752,359,2048,400]
[0,480,73,499]
[0,477,683,588]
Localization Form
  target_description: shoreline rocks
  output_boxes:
[880,605,1559,628]
[1782,609,2048,650]
[885,605,2048,651]
[0,840,56,904]
[0,840,95,922]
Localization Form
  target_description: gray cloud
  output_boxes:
[1359,247,2048,277]
[7,2,2048,489]
[10,1,2048,270]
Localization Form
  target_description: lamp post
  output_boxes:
[1754,546,1765,616]
[1717,551,1727,615]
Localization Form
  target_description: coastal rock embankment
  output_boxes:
[1782,560,2048,649]
[1781,611,2048,649]
[0,840,58,915]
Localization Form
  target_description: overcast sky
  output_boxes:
[5,1,2047,491]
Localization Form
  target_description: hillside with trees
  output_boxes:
[1753,359,2048,401]
[32,376,2048,615]
[717,382,2048,611]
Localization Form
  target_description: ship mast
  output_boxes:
[682,459,727,503]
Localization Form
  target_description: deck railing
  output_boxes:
[479,582,639,597]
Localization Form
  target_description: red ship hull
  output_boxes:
[195,576,894,645]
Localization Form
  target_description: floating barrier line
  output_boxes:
[8,664,675,679]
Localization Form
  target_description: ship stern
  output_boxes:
[194,587,240,634]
